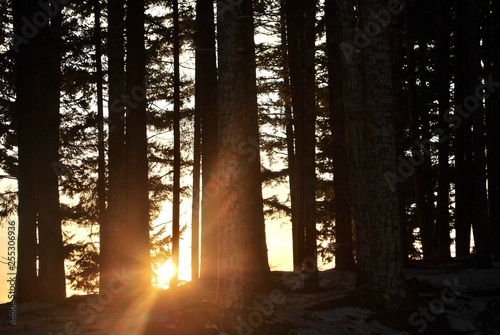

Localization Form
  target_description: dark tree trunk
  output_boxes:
[494,0,500,261]
[434,0,452,259]
[482,0,496,263]
[14,0,41,303]
[325,0,355,271]
[37,7,66,301]
[284,0,306,271]
[388,7,408,263]
[454,0,474,258]
[285,0,319,291]
[94,0,107,275]
[467,0,492,269]
[216,0,270,309]
[170,0,181,288]
[333,0,369,283]
[192,0,206,280]
[418,53,438,253]
[344,0,407,313]
[125,0,151,294]
[191,84,201,282]
[14,0,65,302]
[302,0,319,292]
[482,0,500,262]
[406,6,434,259]
[101,0,126,293]
[197,0,219,283]
[279,0,300,271]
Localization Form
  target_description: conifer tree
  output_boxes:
[216,0,270,309]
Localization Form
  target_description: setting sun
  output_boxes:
[155,260,177,289]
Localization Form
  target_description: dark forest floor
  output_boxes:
[2,260,500,334]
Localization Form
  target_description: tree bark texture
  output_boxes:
[325,0,355,270]
[216,0,270,309]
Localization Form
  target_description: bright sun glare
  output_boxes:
[155,260,177,289]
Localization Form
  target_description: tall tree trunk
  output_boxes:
[405,6,434,259]
[101,0,126,293]
[170,0,181,288]
[333,0,370,283]
[285,0,319,291]
[192,0,205,279]
[388,7,408,263]
[191,85,201,282]
[14,0,41,303]
[325,0,355,271]
[434,0,452,259]
[350,0,406,313]
[302,0,319,292]
[483,0,496,263]
[493,0,500,261]
[14,0,66,302]
[94,0,107,277]
[37,6,66,301]
[216,0,270,309]
[454,0,474,258]
[419,52,438,252]
[125,0,151,295]
[197,0,219,283]
[279,0,300,272]
[482,0,500,262]
[284,0,306,270]
[467,0,492,269]
[419,60,438,257]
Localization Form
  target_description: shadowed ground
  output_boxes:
[2,262,500,334]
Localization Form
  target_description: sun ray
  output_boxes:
[155,260,177,289]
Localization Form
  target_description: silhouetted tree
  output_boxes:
[14,0,66,303]
[285,0,319,291]
[338,0,407,313]
[198,0,219,283]
[170,0,181,288]
[325,0,355,271]
[124,0,151,294]
[100,0,126,293]
[216,0,270,309]
[433,0,452,259]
